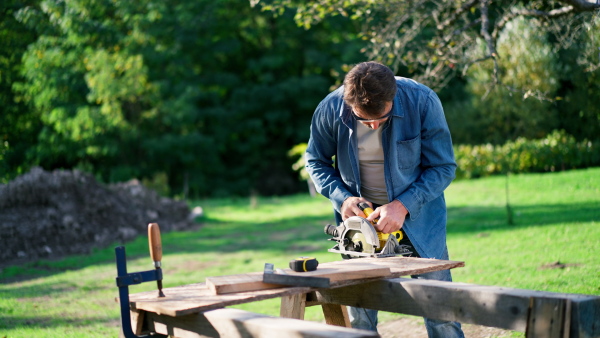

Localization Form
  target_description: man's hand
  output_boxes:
[367,200,408,234]
[341,196,372,220]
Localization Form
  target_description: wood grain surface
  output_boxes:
[126,256,464,317]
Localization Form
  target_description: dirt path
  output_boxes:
[378,317,518,338]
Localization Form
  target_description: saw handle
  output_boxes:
[357,202,378,223]
[148,223,162,266]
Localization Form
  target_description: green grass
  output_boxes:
[1,168,598,337]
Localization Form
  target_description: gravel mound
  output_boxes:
[0,167,198,267]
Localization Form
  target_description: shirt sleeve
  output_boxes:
[305,100,353,214]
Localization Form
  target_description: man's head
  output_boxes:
[343,61,397,119]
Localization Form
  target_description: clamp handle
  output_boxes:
[148,223,162,266]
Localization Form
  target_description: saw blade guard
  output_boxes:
[342,216,380,250]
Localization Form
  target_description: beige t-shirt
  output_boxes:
[356,122,388,205]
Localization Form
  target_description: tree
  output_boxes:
[0,1,40,183]
[258,0,600,145]
[555,16,600,140]
[446,16,561,144]
[256,0,600,96]
[9,0,363,196]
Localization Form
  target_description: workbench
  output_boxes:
[125,257,600,338]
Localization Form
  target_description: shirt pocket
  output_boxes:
[396,134,421,169]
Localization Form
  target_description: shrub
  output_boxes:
[454,130,599,179]
[290,130,599,182]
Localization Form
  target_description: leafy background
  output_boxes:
[1,0,599,198]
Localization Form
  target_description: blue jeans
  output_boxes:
[348,269,465,338]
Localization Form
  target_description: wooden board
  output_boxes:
[310,277,600,336]
[127,256,464,317]
[143,308,378,338]
[205,262,391,295]
[128,282,314,317]
[204,308,378,338]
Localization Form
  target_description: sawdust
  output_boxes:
[0,167,200,268]
[378,317,518,337]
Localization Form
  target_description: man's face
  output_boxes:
[351,101,393,130]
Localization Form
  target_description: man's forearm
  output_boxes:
[306,160,353,213]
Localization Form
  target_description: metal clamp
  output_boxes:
[115,246,167,338]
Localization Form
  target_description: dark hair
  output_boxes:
[343,61,397,117]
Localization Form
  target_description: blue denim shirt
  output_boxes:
[305,77,456,259]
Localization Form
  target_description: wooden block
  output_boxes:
[280,294,350,327]
[526,297,570,338]
[202,308,379,338]
[321,303,351,327]
[206,263,391,295]
[570,295,600,337]
[130,309,146,335]
[280,293,307,319]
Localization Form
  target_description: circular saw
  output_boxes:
[324,208,412,258]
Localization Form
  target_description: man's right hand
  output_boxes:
[341,197,372,220]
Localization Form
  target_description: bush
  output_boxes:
[455,130,600,179]
[290,130,600,182]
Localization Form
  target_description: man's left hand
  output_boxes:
[366,200,409,234]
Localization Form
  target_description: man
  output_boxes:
[305,61,464,337]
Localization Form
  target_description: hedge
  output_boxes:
[289,130,600,182]
[454,130,600,179]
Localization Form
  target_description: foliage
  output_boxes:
[555,16,600,141]
[4,0,364,196]
[447,16,561,144]
[256,0,600,92]
[259,0,600,166]
[2,0,600,196]
[454,130,599,179]
[288,130,599,181]
[0,0,40,183]
[287,142,310,180]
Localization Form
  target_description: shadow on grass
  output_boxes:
[0,280,79,299]
[0,213,337,284]
[0,314,119,331]
[447,202,599,233]
[3,201,598,284]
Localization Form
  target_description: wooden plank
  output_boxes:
[347,256,465,277]
[205,263,391,295]
[129,282,314,317]
[128,257,464,317]
[202,308,379,338]
[146,308,374,337]
[205,272,282,295]
[311,277,600,335]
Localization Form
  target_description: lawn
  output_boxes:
[0,167,598,337]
